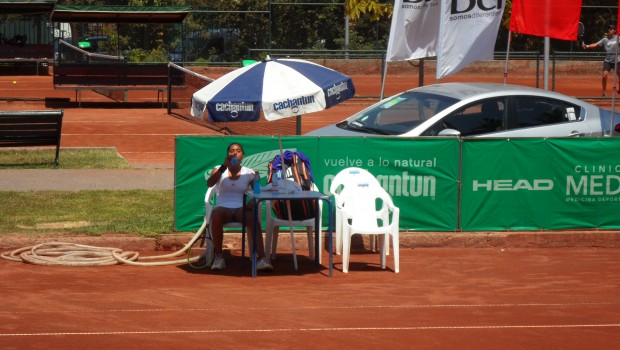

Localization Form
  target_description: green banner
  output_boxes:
[175,136,460,232]
[312,137,460,231]
[461,138,620,230]
[177,137,620,232]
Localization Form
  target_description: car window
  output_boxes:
[512,96,581,129]
[422,98,507,136]
[347,92,457,135]
[374,97,423,133]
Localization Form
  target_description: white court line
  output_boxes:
[1,302,617,314]
[2,324,620,337]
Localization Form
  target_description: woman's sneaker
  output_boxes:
[211,254,226,270]
[256,258,273,271]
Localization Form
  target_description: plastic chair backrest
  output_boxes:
[340,183,393,230]
[205,185,217,224]
[330,167,382,199]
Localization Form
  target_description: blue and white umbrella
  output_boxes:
[190,57,355,122]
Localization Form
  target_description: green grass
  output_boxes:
[0,190,175,236]
[0,148,178,236]
[0,148,131,169]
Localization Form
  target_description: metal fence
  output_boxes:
[2,0,389,64]
[1,1,615,66]
[0,14,54,46]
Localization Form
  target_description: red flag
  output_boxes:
[509,0,582,40]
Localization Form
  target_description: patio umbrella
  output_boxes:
[190,56,355,123]
[190,57,355,270]
[191,56,355,177]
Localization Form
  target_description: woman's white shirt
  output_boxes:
[215,166,255,208]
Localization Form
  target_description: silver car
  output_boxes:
[307,83,618,138]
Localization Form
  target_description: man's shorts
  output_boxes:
[603,61,617,72]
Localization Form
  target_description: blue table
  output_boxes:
[243,190,333,277]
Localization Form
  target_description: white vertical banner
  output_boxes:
[436,0,505,79]
[386,0,441,62]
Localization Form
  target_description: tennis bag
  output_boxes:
[267,150,317,220]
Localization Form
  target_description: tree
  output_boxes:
[344,0,392,21]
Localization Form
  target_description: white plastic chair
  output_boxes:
[330,167,383,255]
[265,183,323,269]
[192,183,258,267]
[340,183,400,273]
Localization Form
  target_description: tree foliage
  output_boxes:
[344,0,392,21]
[45,1,620,61]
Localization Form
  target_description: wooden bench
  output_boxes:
[0,44,54,75]
[0,110,64,167]
[53,63,184,107]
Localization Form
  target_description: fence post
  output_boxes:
[552,50,556,91]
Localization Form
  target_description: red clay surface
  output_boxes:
[2,65,620,348]
[1,247,619,349]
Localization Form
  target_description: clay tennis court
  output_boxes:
[1,247,619,349]
[1,64,620,348]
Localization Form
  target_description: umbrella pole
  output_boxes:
[276,121,297,269]
[276,120,285,169]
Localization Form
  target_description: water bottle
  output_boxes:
[230,156,238,166]
[271,169,280,194]
[278,169,287,194]
[253,173,261,195]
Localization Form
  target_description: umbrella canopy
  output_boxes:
[190,57,355,123]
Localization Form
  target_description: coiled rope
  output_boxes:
[0,221,207,267]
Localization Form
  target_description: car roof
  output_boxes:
[410,82,571,101]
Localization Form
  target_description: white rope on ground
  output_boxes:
[0,221,207,267]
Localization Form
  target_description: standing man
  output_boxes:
[583,24,620,97]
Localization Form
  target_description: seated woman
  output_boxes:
[206,142,272,271]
